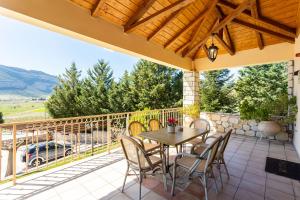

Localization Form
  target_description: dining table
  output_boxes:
[139,126,209,190]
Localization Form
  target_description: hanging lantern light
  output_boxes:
[207,34,218,62]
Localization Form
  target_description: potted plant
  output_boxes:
[167,118,177,133]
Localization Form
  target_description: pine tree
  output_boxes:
[235,63,288,120]
[200,69,236,112]
[131,59,182,110]
[46,63,83,118]
[79,59,113,115]
[108,71,137,112]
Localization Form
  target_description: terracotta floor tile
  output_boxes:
[239,180,265,196]
[142,177,161,190]
[220,183,238,197]
[228,161,247,171]
[185,182,204,197]
[293,180,300,197]
[245,166,266,177]
[266,179,294,195]
[242,172,266,186]
[265,187,294,200]
[172,191,199,200]
[228,167,244,178]
[220,174,241,187]
[234,188,264,200]
[208,190,234,200]
[267,173,292,184]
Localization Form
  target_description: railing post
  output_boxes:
[126,113,129,136]
[12,124,17,186]
[91,122,94,156]
[162,110,165,127]
[107,115,111,154]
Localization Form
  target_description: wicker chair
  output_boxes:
[188,118,211,145]
[128,121,160,153]
[148,119,163,131]
[120,135,163,200]
[171,136,222,200]
[192,129,233,187]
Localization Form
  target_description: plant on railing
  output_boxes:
[181,104,200,119]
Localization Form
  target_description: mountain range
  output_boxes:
[0,64,57,98]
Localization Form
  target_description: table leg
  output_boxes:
[160,143,167,191]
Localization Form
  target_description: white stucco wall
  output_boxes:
[293,37,300,155]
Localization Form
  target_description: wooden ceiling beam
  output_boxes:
[183,0,251,57]
[214,33,235,55]
[175,42,191,53]
[124,0,157,30]
[217,0,296,38]
[147,9,181,41]
[202,45,209,58]
[250,0,264,49]
[124,0,195,33]
[182,0,219,55]
[91,0,106,16]
[164,8,208,49]
[223,25,234,51]
[232,19,295,43]
[192,45,202,60]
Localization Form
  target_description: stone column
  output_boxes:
[293,37,300,155]
[183,71,200,126]
[287,60,294,98]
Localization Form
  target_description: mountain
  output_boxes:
[0,65,57,98]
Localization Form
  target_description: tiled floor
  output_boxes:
[0,134,299,200]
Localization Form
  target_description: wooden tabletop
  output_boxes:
[139,127,208,146]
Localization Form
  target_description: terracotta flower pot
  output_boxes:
[258,121,281,138]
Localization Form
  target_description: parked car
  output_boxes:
[20,141,72,167]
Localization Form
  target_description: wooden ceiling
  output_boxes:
[69,0,300,60]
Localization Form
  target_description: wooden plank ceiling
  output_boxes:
[70,0,300,60]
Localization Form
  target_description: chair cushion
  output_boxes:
[193,143,209,155]
[144,143,160,152]
[177,156,206,173]
[187,137,203,145]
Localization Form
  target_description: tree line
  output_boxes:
[200,62,288,114]
[46,59,182,118]
[46,59,288,118]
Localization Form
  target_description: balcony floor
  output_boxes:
[0,134,299,200]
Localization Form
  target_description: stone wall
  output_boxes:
[200,112,287,138]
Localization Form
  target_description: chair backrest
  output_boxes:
[199,136,222,172]
[120,135,152,169]
[148,119,163,131]
[217,129,232,158]
[189,118,210,141]
[128,121,147,137]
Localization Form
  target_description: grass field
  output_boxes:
[0,101,50,123]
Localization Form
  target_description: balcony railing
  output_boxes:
[0,107,183,185]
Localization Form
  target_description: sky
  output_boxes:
[0,14,240,80]
[0,15,139,80]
